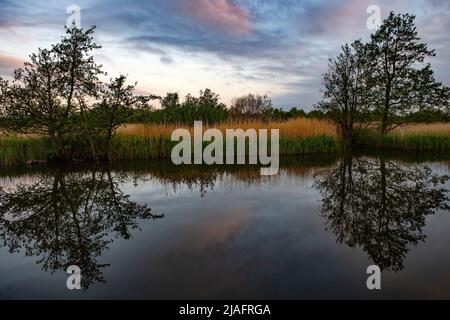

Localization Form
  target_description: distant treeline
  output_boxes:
[127,90,323,124]
[127,90,449,125]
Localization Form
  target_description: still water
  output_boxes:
[0,152,449,299]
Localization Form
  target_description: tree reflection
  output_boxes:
[315,154,450,271]
[0,166,163,289]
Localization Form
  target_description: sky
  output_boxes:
[0,0,449,110]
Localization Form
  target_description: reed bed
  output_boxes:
[3,120,450,167]
[392,123,450,137]
[373,123,450,150]
[356,124,450,151]
[0,118,341,166]
[112,118,341,160]
[118,118,339,140]
[0,136,52,166]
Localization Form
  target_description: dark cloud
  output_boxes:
[160,55,175,65]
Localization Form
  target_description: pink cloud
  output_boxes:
[0,54,25,75]
[182,0,253,36]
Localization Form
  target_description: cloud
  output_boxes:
[0,54,24,75]
[181,0,253,36]
[0,0,449,110]
[160,55,175,65]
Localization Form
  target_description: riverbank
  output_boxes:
[1,120,450,167]
[355,129,450,151]
[0,118,340,166]
[0,134,341,166]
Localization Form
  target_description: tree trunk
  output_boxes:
[381,79,392,135]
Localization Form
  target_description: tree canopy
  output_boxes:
[317,12,450,142]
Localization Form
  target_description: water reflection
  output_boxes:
[0,166,163,289]
[0,153,449,297]
[315,154,450,271]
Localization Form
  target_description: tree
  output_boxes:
[89,75,157,159]
[194,88,228,124]
[53,27,104,158]
[161,92,181,109]
[0,77,12,126]
[230,93,272,121]
[160,89,228,124]
[4,48,64,142]
[1,27,103,158]
[367,12,450,133]
[316,41,372,145]
[159,92,181,123]
[0,27,157,161]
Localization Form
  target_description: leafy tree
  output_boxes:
[270,107,308,121]
[157,89,228,124]
[287,107,306,119]
[367,12,450,133]
[1,27,103,158]
[305,110,326,119]
[161,92,181,109]
[194,88,228,124]
[4,48,64,143]
[0,77,12,126]
[89,75,158,159]
[0,27,158,161]
[316,41,372,145]
[52,27,104,158]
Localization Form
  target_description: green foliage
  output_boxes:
[103,135,342,161]
[129,103,319,125]
[0,27,159,160]
[279,136,342,155]
[271,107,307,121]
[144,89,229,125]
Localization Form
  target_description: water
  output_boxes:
[0,152,449,299]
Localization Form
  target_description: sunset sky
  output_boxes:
[0,0,449,110]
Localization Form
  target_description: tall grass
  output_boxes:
[356,125,450,151]
[3,119,450,167]
[0,118,340,166]
[0,136,52,166]
[393,123,450,137]
[106,135,341,161]
[119,118,339,139]
[112,118,341,160]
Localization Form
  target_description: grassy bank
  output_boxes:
[0,135,341,166]
[108,135,341,161]
[0,136,53,166]
[0,118,341,166]
[2,119,450,167]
